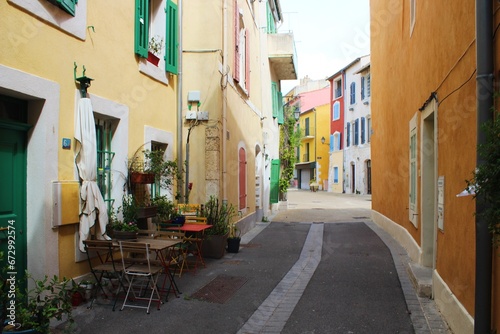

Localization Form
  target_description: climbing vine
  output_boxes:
[279,105,301,200]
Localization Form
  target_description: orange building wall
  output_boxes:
[370,0,479,318]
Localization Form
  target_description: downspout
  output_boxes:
[177,0,184,202]
[474,1,493,333]
[222,0,228,201]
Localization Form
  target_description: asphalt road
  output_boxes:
[60,190,448,334]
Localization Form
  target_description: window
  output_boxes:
[333,167,339,184]
[150,142,167,197]
[333,132,341,151]
[366,74,371,98]
[95,118,116,214]
[305,117,310,136]
[333,101,340,121]
[134,0,178,74]
[409,115,417,226]
[350,82,356,105]
[354,119,359,146]
[266,2,276,34]
[334,79,342,98]
[234,1,250,94]
[47,0,77,16]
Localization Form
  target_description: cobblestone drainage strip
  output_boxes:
[190,274,248,304]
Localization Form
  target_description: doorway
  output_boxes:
[421,106,437,268]
[0,96,29,286]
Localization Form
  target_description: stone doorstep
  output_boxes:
[407,262,433,298]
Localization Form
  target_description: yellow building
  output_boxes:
[182,0,297,229]
[370,0,499,332]
[0,0,296,282]
[0,0,179,280]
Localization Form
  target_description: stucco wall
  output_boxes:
[370,0,478,323]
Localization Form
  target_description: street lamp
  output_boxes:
[293,108,300,121]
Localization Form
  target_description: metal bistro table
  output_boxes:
[165,224,213,275]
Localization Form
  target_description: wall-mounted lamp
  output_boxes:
[321,136,329,145]
[293,108,300,121]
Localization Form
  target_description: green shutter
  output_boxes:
[277,91,284,124]
[134,0,149,58]
[48,0,77,16]
[270,159,280,204]
[165,0,179,74]
[271,82,278,118]
[266,3,276,34]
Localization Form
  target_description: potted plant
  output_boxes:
[200,196,236,259]
[1,273,77,333]
[147,35,164,66]
[107,195,140,240]
[152,195,185,228]
[309,179,319,192]
[227,222,241,253]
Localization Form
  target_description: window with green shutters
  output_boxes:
[47,0,78,16]
[134,0,149,58]
[266,2,276,34]
[271,82,283,123]
[270,159,280,204]
[165,0,178,74]
[134,0,178,74]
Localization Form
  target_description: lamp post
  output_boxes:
[293,108,300,121]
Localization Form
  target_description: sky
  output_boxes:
[278,0,371,93]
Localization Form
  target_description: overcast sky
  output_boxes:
[278,0,371,93]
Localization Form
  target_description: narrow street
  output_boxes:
[66,190,450,334]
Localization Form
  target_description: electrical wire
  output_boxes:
[438,68,477,107]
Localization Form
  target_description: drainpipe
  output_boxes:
[222,0,228,201]
[474,1,493,333]
[177,0,184,202]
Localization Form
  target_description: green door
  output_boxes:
[0,123,27,285]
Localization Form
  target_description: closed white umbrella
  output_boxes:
[75,98,110,252]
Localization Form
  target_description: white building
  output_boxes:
[343,56,372,195]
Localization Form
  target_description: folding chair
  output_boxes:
[82,240,126,310]
[118,241,163,313]
[155,231,185,298]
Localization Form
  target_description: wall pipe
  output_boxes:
[177,0,184,202]
[222,0,228,201]
[474,0,493,332]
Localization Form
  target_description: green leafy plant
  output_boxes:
[3,274,77,333]
[148,35,164,56]
[107,195,139,232]
[466,111,500,247]
[151,195,180,221]
[279,105,301,200]
[201,196,237,236]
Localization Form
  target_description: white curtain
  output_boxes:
[75,98,110,252]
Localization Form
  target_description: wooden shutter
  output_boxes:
[233,1,241,83]
[361,117,366,144]
[58,0,76,16]
[165,0,178,74]
[239,148,247,210]
[361,76,365,100]
[277,91,284,124]
[346,123,350,147]
[245,28,250,95]
[354,119,359,145]
[270,159,280,204]
[134,0,149,57]
[271,82,278,118]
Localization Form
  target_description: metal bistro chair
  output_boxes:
[82,240,126,310]
[156,231,186,295]
[118,241,163,313]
